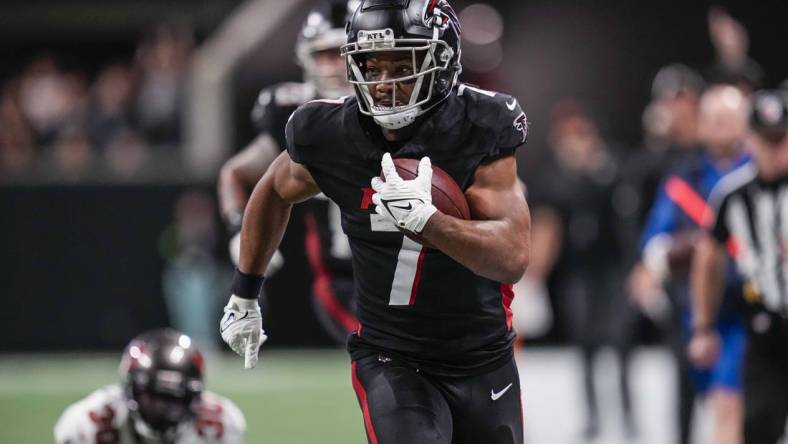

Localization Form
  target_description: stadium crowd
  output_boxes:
[0,22,193,180]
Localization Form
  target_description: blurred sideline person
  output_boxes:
[634,85,751,444]
[625,64,705,444]
[217,0,358,344]
[630,65,705,227]
[160,191,225,350]
[528,101,636,440]
[705,7,763,93]
[220,0,532,442]
[54,329,245,444]
[690,90,788,444]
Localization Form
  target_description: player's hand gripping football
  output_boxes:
[220,295,268,369]
[371,153,438,234]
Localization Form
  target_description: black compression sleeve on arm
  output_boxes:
[230,268,265,300]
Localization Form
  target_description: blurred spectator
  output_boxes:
[160,190,224,351]
[705,7,763,93]
[634,85,751,444]
[0,19,193,181]
[642,64,705,159]
[17,56,89,148]
[528,100,637,440]
[619,65,708,257]
[0,79,35,174]
[134,22,194,149]
[49,123,95,180]
[88,63,135,150]
[622,65,706,316]
[104,128,150,178]
[18,55,73,146]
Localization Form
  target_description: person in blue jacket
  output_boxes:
[631,84,750,444]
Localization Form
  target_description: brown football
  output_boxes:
[381,157,470,249]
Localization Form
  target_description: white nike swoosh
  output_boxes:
[506,99,517,111]
[220,311,248,333]
[491,382,513,401]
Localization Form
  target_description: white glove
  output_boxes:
[371,153,437,234]
[220,295,267,369]
[228,232,284,275]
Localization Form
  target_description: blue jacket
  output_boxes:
[640,151,750,321]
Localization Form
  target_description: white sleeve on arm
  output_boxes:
[54,403,93,444]
[54,385,125,444]
[219,396,247,444]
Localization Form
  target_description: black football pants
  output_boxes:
[351,354,523,444]
[743,309,788,444]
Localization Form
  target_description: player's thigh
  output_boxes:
[352,355,453,444]
[440,358,523,444]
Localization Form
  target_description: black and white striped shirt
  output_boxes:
[710,163,788,317]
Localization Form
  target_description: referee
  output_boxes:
[689,89,788,444]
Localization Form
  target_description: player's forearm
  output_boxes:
[219,137,281,226]
[421,212,530,283]
[218,165,250,227]
[527,207,562,281]
[238,172,292,276]
[690,235,725,329]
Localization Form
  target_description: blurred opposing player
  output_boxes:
[54,329,245,444]
[220,0,531,442]
[217,0,358,343]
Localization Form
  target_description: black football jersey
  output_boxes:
[250,82,353,277]
[250,82,317,152]
[286,84,529,376]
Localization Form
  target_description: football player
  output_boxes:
[54,329,245,444]
[220,1,531,443]
[218,0,358,344]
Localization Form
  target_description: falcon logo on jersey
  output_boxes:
[513,112,528,143]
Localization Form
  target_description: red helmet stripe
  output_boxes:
[191,350,206,374]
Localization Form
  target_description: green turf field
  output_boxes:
[0,350,366,444]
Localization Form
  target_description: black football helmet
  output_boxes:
[750,90,788,140]
[119,329,205,441]
[341,0,462,129]
[296,0,359,98]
